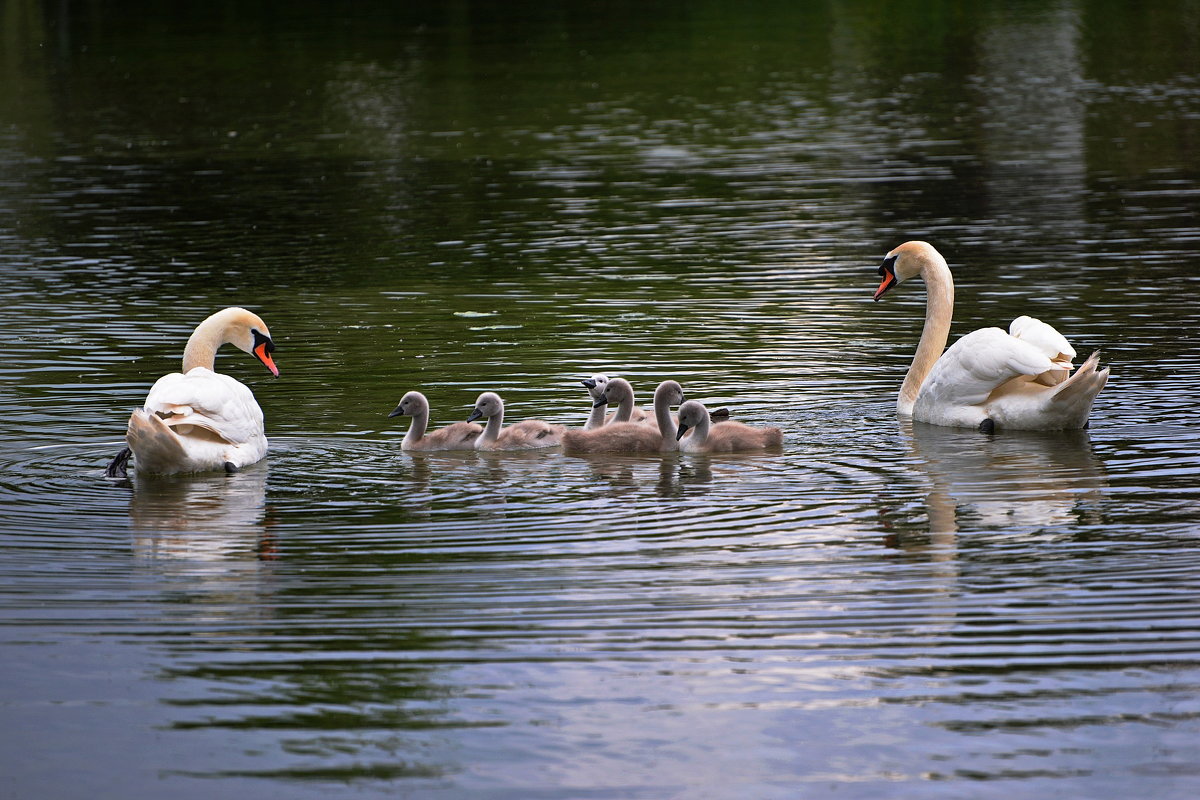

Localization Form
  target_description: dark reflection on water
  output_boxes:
[3,0,1200,797]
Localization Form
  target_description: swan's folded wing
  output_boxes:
[1009,315,1076,363]
[921,327,1056,408]
[142,368,265,445]
[1009,315,1078,385]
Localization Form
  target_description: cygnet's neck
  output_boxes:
[404,403,430,445]
[479,405,505,444]
[654,385,678,440]
[612,386,636,423]
[585,399,607,429]
[687,412,711,444]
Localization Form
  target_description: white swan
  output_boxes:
[675,400,782,453]
[105,307,278,476]
[388,391,483,451]
[874,241,1109,431]
[468,392,564,450]
[563,379,684,454]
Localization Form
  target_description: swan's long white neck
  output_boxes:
[899,255,954,415]
[180,307,257,373]
[181,315,228,373]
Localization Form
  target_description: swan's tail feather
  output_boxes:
[1051,351,1109,427]
[126,409,187,474]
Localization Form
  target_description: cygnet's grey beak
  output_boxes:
[467,409,483,423]
[387,407,405,418]
[593,396,608,408]
[676,423,691,441]
[581,378,596,389]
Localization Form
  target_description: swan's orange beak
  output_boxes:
[873,272,897,301]
[250,329,278,376]
[255,342,279,377]
[873,255,899,301]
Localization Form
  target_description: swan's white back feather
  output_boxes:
[914,328,1054,427]
[915,330,1107,430]
[1008,315,1076,386]
[131,367,267,471]
[1009,315,1076,362]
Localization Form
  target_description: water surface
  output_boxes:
[2,1,1200,798]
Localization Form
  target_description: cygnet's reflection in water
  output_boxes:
[396,449,490,518]
[565,452,716,499]
[893,418,1108,544]
[129,465,276,563]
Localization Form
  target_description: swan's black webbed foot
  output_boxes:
[224,461,238,474]
[978,418,996,435]
[105,447,132,478]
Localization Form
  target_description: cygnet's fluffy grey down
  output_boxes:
[468,391,564,450]
[593,377,650,426]
[675,399,782,453]
[388,391,482,451]
[562,421,665,454]
[564,379,686,454]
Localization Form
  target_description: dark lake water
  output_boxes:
[2,1,1200,797]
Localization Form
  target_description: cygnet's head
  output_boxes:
[468,391,503,423]
[654,380,685,406]
[581,374,610,400]
[873,240,946,301]
[597,377,634,408]
[387,390,429,418]
[675,400,708,440]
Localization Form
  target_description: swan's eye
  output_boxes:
[252,329,275,353]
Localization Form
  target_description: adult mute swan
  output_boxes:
[675,400,782,453]
[105,307,278,477]
[873,241,1109,431]
[468,392,564,450]
[388,391,483,451]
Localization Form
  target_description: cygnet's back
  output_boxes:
[469,391,564,451]
[562,421,665,454]
[676,400,782,454]
[388,391,482,451]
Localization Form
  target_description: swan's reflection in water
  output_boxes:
[896,419,1108,541]
[129,465,275,564]
[877,421,1109,625]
